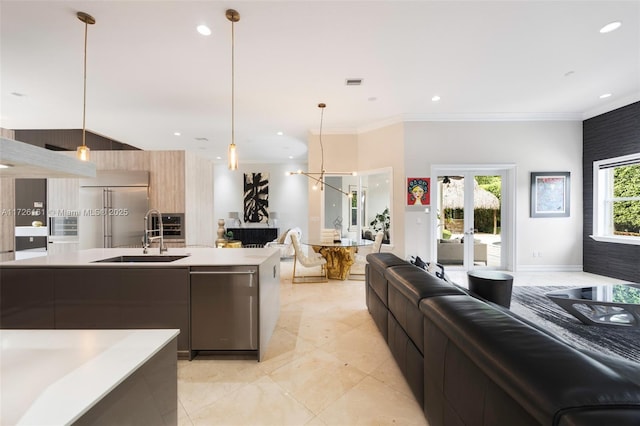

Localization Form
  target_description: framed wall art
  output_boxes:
[244,172,269,223]
[530,172,570,218]
[407,177,430,206]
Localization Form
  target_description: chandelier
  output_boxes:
[287,103,355,197]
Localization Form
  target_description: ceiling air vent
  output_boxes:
[345,78,363,86]
[195,137,209,141]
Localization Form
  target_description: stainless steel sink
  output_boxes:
[92,255,190,263]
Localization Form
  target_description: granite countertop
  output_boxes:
[0,329,179,425]
[0,247,280,267]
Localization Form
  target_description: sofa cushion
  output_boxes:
[366,253,408,306]
[385,265,464,306]
[385,264,465,355]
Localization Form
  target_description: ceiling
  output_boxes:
[2,1,639,165]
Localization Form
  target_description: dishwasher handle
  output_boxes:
[189,270,256,275]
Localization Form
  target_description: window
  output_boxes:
[592,153,640,245]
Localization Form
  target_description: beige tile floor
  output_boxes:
[177,260,627,426]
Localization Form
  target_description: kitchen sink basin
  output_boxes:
[93,255,190,263]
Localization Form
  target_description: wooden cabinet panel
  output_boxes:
[149,151,185,213]
[47,178,79,214]
[91,150,150,171]
[0,177,15,254]
[0,269,54,328]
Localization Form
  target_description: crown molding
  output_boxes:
[356,111,583,134]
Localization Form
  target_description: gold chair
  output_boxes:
[290,233,328,283]
[349,231,384,280]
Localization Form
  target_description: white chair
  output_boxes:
[349,231,384,279]
[265,227,301,258]
[290,233,328,283]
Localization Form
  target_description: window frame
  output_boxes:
[591,153,640,246]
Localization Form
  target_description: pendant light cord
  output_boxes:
[319,104,325,189]
[319,106,324,173]
[231,18,235,147]
[82,19,88,148]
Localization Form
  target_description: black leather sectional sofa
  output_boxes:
[365,253,640,426]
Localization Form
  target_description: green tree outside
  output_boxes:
[613,164,640,236]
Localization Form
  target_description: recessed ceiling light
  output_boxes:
[197,24,212,36]
[600,21,621,33]
[288,155,293,159]
[276,131,283,136]
[216,156,222,160]
[431,95,441,102]
[600,93,612,99]
[0,163,13,168]
[174,132,181,136]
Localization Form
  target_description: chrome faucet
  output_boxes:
[143,209,167,254]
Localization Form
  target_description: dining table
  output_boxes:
[303,238,374,280]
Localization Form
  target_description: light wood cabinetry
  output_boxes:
[0,177,15,261]
[47,178,80,214]
[45,150,213,248]
[90,150,186,213]
[150,151,185,213]
[0,128,16,260]
[185,152,214,247]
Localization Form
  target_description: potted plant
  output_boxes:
[369,207,390,243]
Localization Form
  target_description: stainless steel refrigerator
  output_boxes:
[79,171,149,249]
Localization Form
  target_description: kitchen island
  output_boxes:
[0,247,281,360]
[1,329,178,425]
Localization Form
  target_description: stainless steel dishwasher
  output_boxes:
[190,266,257,352]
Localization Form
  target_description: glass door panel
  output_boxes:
[436,171,504,270]
[471,174,502,268]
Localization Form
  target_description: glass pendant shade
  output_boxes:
[228,142,238,170]
[76,145,90,162]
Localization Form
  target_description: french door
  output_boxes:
[433,166,514,271]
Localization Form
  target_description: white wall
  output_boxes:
[213,162,309,239]
[404,120,583,270]
[215,119,582,270]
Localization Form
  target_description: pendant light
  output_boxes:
[227,9,240,170]
[286,103,355,197]
[76,11,95,162]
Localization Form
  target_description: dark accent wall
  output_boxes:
[583,101,640,282]
[14,129,140,151]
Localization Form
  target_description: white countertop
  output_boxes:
[15,226,48,237]
[0,329,179,425]
[0,247,280,267]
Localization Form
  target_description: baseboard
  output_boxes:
[515,264,583,272]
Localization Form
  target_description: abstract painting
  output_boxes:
[244,172,269,223]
